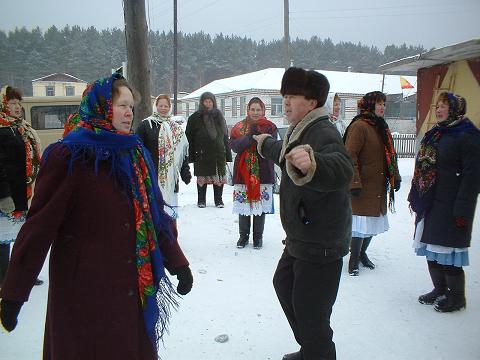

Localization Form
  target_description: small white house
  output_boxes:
[180,68,417,128]
[32,73,88,97]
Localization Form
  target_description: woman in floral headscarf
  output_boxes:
[0,74,193,359]
[343,91,401,276]
[0,86,43,287]
[409,92,480,313]
[229,97,277,249]
[137,94,191,219]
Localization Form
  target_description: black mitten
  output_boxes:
[0,299,23,332]
[180,161,192,185]
[174,266,193,295]
[394,180,401,192]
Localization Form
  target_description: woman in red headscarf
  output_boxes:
[0,86,43,287]
[229,97,277,249]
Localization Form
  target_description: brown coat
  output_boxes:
[344,119,401,216]
[0,144,188,359]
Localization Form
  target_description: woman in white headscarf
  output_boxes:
[325,92,346,136]
[137,94,191,219]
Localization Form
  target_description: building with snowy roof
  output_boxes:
[32,73,88,97]
[180,67,417,130]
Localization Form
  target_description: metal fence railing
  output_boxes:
[393,134,416,158]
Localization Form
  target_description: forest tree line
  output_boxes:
[0,26,426,96]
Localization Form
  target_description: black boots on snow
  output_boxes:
[213,184,224,208]
[418,261,447,305]
[253,213,265,249]
[282,351,303,360]
[360,237,375,269]
[348,237,363,276]
[434,271,466,312]
[237,215,250,248]
[236,214,265,249]
[197,184,207,208]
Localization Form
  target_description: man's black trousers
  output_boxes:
[273,248,343,360]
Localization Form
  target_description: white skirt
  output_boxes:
[0,211,26,244]
[351,214,389,238]
[232,184,274,216]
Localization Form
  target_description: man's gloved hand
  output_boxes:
[174,266,193,295]
[350,189,362,197]
[0,196,15,214]
[0,299,23,332]
[394,180,401,192]
[455,217,467,228]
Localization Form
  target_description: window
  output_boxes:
[30,105,79,129]
[220,98,225,114]
[46,86,55,96]
[185,103,190,117]
[271,97,283,116]
[65,86,75,96]
[194,102,198,111]
[232,97,237,117]
[240,96,246,117]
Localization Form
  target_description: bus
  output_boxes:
[22,95,81,151]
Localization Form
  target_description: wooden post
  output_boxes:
[173,0,178,115]
[123,0,152,129]
[283,0,290,70]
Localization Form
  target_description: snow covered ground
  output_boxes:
[1,158,479,359]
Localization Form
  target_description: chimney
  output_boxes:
[347,66,352,72]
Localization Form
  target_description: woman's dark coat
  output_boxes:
[420,126,480,248]
[0,144,189,359]
[0,127,28,211]
[185,110,232,176]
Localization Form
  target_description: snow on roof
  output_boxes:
[181,68,417,100]
[32,73,88,83]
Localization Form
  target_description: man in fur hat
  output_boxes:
[254,67,353,360]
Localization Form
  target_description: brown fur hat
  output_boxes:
[280,67,330,108]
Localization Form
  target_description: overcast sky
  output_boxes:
[2,0,479,50]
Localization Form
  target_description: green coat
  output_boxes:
[185,110,232,176]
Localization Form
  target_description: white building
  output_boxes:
[180,67,417,128]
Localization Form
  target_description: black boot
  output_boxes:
[418,261,447,305]
[197,184,207,208]
[434,269,466,312]
[253,213,265,249]
[213,184,224,208]
[360,236,375,269]
[282,351,303,360]
[236,215,250,248]
[348,237,363,276]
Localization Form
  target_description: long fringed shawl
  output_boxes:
[142,112,189,206]
[45,73,178,352]
[0,86,41,201]
[344,91,398,212]
[408,92,478,224]
[230,117,276,203]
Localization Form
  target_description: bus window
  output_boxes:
[30,105,79,130]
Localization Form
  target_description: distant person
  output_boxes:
[185,92,232,208]
[343,91,401,276]
[0,85,43,288]
[408,92,480,312]
[0,74,193,359]
[137,94,191,219]
[326,92,346,136]
[254,67,353,360]
[229,97,277,249]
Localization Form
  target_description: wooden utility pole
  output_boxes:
[123,0,152,129]
[283,0,290,69]
[173,0,178,115]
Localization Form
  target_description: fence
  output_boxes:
[393,133,416,158]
